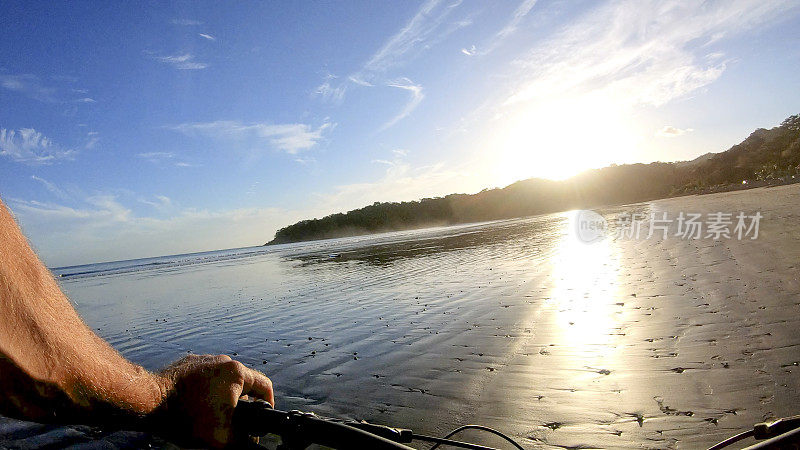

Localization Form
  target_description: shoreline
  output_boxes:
[266,178,800,247]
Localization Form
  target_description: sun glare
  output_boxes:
[490,96,640,185]
[549,211,621,351]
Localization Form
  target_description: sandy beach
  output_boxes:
[32,183,796,449]
[461,184,800,449]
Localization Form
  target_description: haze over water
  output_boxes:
[57,186,800,449]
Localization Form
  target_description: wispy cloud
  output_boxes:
[0,127,77,164]
[475,0,538,56]
[461,0,538,56]
[85,131,100,149]
[138,195,173,211]
[371,159,395,166]
[316,0,470,100]
[245,181,261,195]
[347,75,373,87]
[8,194,306,267]
[314,74,346,102]
[155,53,209,70]
[166,120,334,154]
[317,156,469,215]
[363,0,444,73]
[380,78,424,130]
[10,195,130,224]
[1,74,96,104]
[656,125,693,137]
[294,156,316,165]
[172,19,203,26]
[312,0,477,130]
[199,33,216,41]
[137,151,175,162]
[10,199,97,222]
[84,195,132,222]
[0,74,57,102]
[8,149,462,267]
[360,0,470,76]
[31,175,70,200]
[137,151,195,167]
[504,0,794,108]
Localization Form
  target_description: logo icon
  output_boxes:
[575,209,607,243]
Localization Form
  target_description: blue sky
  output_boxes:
[1,0,799,267]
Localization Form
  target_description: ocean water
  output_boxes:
[55,215,565,444]
[55,213,564,374]
[53,193,800,449]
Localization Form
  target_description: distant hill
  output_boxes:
[675,152,714,167]
[266,114,800,245]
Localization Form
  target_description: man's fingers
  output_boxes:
[160,354,276,448]
[241,368,274,407]
[218,359,274,407]
[214,354,233,363]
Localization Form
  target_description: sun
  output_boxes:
[489,95,640,185]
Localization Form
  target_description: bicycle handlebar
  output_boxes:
[233,400,414,450]
[235,399,800,450]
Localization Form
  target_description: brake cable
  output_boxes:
[332,417,520,449]
[708,415,800,450]
[426,425,525,450]
[235,400,526,449]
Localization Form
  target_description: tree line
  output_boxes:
[267,114,800,245]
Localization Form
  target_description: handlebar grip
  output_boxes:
[232,400,286,436]
[232,400,414,450]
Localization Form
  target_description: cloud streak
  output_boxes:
[137,151,195,167]
[155,53,209,70]
[0,74,57,102]
[380,78,424,130]
[492,0,538,45]
[362,0,454,74]
[31,175,70,200]
[316,0,470,99]
[504,0,794,108]
[167,120,334,154]
[137,151,175,162]
[1,74,97,104]
[8,194,306,267]
[656,125,693,137]
[314,74,346,102]
[138,195,173,211]
[172,19,202,26]
[317,156,469,215]
[0,127,77,164]
[465,0,538,56]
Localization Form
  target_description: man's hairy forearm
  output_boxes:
[0,198,275,447]
[0,199,164,425]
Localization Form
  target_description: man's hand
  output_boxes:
[155,354,274,448]
[0,199,278,447]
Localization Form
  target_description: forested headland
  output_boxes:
[266,114,800,245]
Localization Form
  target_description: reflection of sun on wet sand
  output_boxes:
[471,184,800,449]
[56,184,800,449]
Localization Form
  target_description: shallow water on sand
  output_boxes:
[58,185,800,449]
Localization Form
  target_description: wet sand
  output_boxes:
[463,184,800,449]
[58,184,800,449]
